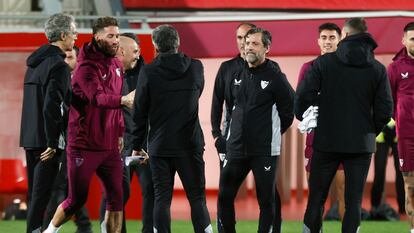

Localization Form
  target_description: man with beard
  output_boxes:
[20,13,76,233]
[217,28,294,233]
[211,22,256,167]
[211,22,255,233]
[388,21,414,233]
[211,22,283,233]
[43,16,135,233]
[43,46,93,233]
[131,24,212,233]
[296,18,392,233]
[100,32,154,233]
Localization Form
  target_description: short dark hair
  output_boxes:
[92,16,119,34]
[120,32,140,44]
[318,22,341,36]
[152,24,180,54]
[245,28,272,48]
[404,22,414,33]
[237,22,256,30]
[344,18,368,35]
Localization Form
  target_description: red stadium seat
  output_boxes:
[0,159,27,194]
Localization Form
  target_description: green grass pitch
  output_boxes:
[0,220,410,233]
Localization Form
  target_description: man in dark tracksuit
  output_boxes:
[19,13,77,233]
[131,25,212,233]
[217,28,294,233]
[100,33,154,233]
[211,23,256,165]
[211,23,283,233]
[295,18,393,233]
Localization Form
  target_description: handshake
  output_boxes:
[298,106,318,133]
[121,90,135,109]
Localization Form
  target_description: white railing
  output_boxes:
[128,10,414,23]
[0,14,152,33]
[0,10,413,30]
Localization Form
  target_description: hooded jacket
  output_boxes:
[226,59,295,157]
[131,52,205,156]
[388,47,414,139]
[295,33,393,154]
[20,44,71,149]
[67,41,124,151]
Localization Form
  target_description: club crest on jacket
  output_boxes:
[75,157,84,167]
[261,80,269,89]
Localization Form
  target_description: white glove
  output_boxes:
[125,156,145,166]
[298,106,318,133]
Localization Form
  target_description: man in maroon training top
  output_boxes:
[388,21,414,233]
[44,16,134,233]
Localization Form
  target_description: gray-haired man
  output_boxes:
[20,13,77,233]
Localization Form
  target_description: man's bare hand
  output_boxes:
[132,149,149,164]
[118,137,124,153]
[40,147,56,161]
[121,90,135,109]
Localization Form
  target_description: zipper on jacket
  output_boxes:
[242,73,253,155]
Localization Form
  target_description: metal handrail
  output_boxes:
[128,10,414,23]
[0,13,152,33]
[0,10,413,32]
[0,14,147,21]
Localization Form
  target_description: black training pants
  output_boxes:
[303,150,371,233]
[25,148,62,233]
[218,156,278,233]
[150,153,212,233]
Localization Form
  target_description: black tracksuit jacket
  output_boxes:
[122,57,145,149]
[295,33,393,154]
[20,44,71,149]
[211,55,244,139]
[131,52,205,156]
[226,59,295,157]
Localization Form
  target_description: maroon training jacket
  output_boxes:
[67,41,124,150]
[388,47,414,139]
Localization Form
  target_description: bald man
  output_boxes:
[100,33,153,233]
